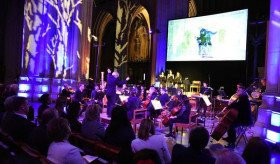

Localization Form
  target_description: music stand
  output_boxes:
[151,100,163,124]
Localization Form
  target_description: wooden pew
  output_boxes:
[69,133,120,163]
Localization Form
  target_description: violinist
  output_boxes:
[168,89,184,111]
[121,84,130,96]
[165,95,191,138]
[159,88,169,107]
[125,89,141,120]
[139,85,146,101]
[61,83,71,97]
[223,86,253,148]
[91,85,105,107]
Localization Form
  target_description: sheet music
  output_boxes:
[151,100,163,110]
[119,95,129,102]
[201,94,212,106]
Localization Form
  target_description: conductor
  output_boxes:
[106,68,130,117]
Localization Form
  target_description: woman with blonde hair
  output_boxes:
[131,119,171,164]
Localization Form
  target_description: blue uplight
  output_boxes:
[42,85,49,92]
[271,112,280,127]
[266,130,280,143]
[19,84,31,92]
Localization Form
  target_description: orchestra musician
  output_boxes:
[196,82,211,118]
[125,89,141,120]
[158,71,166,87]
[165,95,191,138]
[168,89,184,111]
[91,85,105,107]
[139,85,146,101]
[167,70,174,88]
[106,68,130,117]
[121,84,130,96]
[73,83,86,103]
[174,72,182,84]
[61,83,72,97]
[223,86,253,148]
[146,87,159,118]
[260,78,266,93]
[159,88,170,107]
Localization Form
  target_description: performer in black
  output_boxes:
[183,77,190,92]
[73,83,86,103]
[125,89,141,120]
[159,88,169,107]
[106,68,129,117]
[223,86,253,148]
[168,89,184,111]
[61,83,71,97]
[139,85,146,101]
[196,82,211,117]
[174,72,182,84]
[91,85,105,107]
[165,95,191,138]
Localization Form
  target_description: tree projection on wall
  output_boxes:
[114,0,137,78]
[22,0,83,79]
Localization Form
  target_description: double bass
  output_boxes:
[211,83,255,141]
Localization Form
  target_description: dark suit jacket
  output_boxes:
[126,96,142,120]
[74,90,85,103]
[172,144,216,164]
[228,94,253,126]
[1,111,35,142]
[106,74,127,97]
[28,124,50,156]
[159,93,169,107]
[38,104,49,119]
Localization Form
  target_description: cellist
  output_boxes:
[223,86,253,148]
[165,95,191,138]
[145,86,158,118]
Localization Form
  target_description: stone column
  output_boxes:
[254,0,280,144]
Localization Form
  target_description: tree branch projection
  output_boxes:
[114,0,137,71]
[23,0,82,78]
[45,0,82,78]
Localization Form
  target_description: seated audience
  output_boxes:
[104,106,136,164]
[38,94,52,120]
[133,149,162,164]
[1,96,35,142]
[67,102,82,133]
[28,108,57,155]
[208,143,224,158]
[215,149,246,164]
[81,104,105,141]
[55,96,67,118]
[47,118,86,164]
[126,89,141,120]
[242,137,271,164]
[131,119,171,164]
[171,127,215,164]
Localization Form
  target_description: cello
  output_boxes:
[211,82,255,141]
[162,96,188,127]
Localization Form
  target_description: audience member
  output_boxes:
[81,104,105,141]
[133,149,162,164]
[28,108,57,155]
[47,118,86,164]
[67,102,82,133]
[104,106,135,164]
[55,96,67,118]
[38,94,52,120]
[131,119,171,164]
[1,96,35,142]
[208,143,224,158]
[242,137,271,164]
[171,127,215,164]
[215,149,246,164]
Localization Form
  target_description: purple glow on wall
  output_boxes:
[266,0,280,87]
